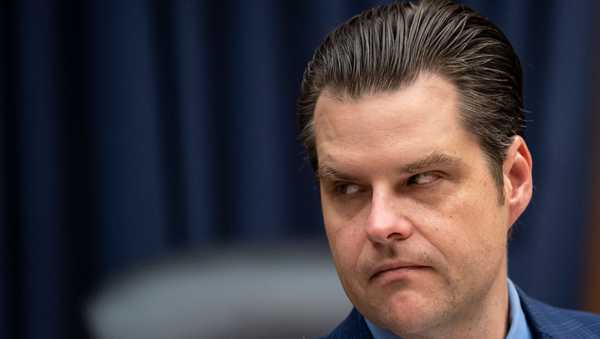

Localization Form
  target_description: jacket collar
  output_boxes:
[322,308,373,339]
[324,287,592,339]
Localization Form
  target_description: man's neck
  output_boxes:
[395,273,510,339]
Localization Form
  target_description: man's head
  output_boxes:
[297,0,533,337]
[298,0,525,199]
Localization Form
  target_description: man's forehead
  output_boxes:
[314,74,465,149]
[314,73,459,127]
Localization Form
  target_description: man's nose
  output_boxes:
[365,190,414,244]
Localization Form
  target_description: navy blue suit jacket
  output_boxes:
[322,287,600,338]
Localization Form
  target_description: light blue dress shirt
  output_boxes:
[365,279,533,339]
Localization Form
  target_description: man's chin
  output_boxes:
[359,290,448,337]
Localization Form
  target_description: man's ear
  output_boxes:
[503,136,533,227]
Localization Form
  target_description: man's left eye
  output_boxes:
[408,172,440,186]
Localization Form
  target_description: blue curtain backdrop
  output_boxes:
[1,1,598,338]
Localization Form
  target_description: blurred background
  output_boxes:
[1,0,600,338]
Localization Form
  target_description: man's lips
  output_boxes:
[369,262,431,282]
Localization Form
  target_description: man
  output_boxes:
[296,1,600,338]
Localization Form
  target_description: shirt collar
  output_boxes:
[364,279,533,339]
[506,278,533,339]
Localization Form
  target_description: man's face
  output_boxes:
[314,73,530,336]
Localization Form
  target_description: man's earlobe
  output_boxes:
[503,136,533,226]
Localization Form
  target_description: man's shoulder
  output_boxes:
[320,289,600,339]
[518,287,600,338]
[320,308,373,339]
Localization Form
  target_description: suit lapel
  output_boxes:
[322,308,374,339]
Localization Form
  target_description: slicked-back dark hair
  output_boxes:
[297,0,524,196]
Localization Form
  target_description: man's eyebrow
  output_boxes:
[402,152,462,174]
[316,152,462,181]
[316,164,353,182]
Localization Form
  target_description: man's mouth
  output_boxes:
[369,262,431,283]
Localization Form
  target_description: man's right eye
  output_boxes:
[334,183,362,195]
